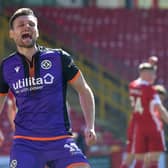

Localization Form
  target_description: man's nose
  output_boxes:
[24,23,31,28]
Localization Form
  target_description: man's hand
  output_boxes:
[84,128,97,146]
[0,129,4,147]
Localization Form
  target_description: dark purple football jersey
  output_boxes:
[0,46,79,139]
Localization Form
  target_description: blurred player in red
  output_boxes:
[144,84,167,167]
[148,56,158,67]
[120,56,159,168]
[128,62,168,168]
[0,91,16,148]
[120,83,168,168]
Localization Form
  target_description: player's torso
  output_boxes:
[129,80,156,124]
[5,51,62,96]
[3,48,70,137]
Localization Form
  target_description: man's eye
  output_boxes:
[29,22,35,27]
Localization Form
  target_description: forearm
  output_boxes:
[71,71,97,146]
[79,85,95,130]
[159,105,168,124]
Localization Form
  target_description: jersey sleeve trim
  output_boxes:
[68,70,80,84]
[151,94,162,105]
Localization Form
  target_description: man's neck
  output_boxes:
[137,77,150,85]
[17,45,38,61]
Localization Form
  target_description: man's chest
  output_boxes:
[4,55,63,95]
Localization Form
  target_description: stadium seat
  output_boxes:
[28,7,168,87]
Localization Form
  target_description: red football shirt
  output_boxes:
[129,78,162,130]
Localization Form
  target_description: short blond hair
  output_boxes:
[138,62,156,72]
[154,85,167,96]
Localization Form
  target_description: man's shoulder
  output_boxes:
[1,52,17,64]
[39,46,70,57]
[129,80,138,88]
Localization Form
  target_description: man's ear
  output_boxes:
[9,29,14,39]
[36,29,39,38]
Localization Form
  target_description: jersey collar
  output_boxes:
[136,78,150,85]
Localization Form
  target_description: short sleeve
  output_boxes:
[0,62,9,94]
[151,94,162,105]
[149,86,162,110]
[60,50,80,82]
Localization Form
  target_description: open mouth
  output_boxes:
[21,33,32,40]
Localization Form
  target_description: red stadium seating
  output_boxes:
[3,7,168,167]
[31,7,168,86]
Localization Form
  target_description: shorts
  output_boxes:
[133,124,166,154]
[9,137,89,168]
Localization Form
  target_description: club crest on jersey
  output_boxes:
[41,60,52,70]
[14,66,20,73]
[10,159,17,168]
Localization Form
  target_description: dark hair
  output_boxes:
[9,8,37,29]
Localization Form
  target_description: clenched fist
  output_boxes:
[84,128,97,146]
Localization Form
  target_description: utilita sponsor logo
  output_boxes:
[12,73,54,93]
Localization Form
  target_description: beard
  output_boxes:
[18,38,37,48]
